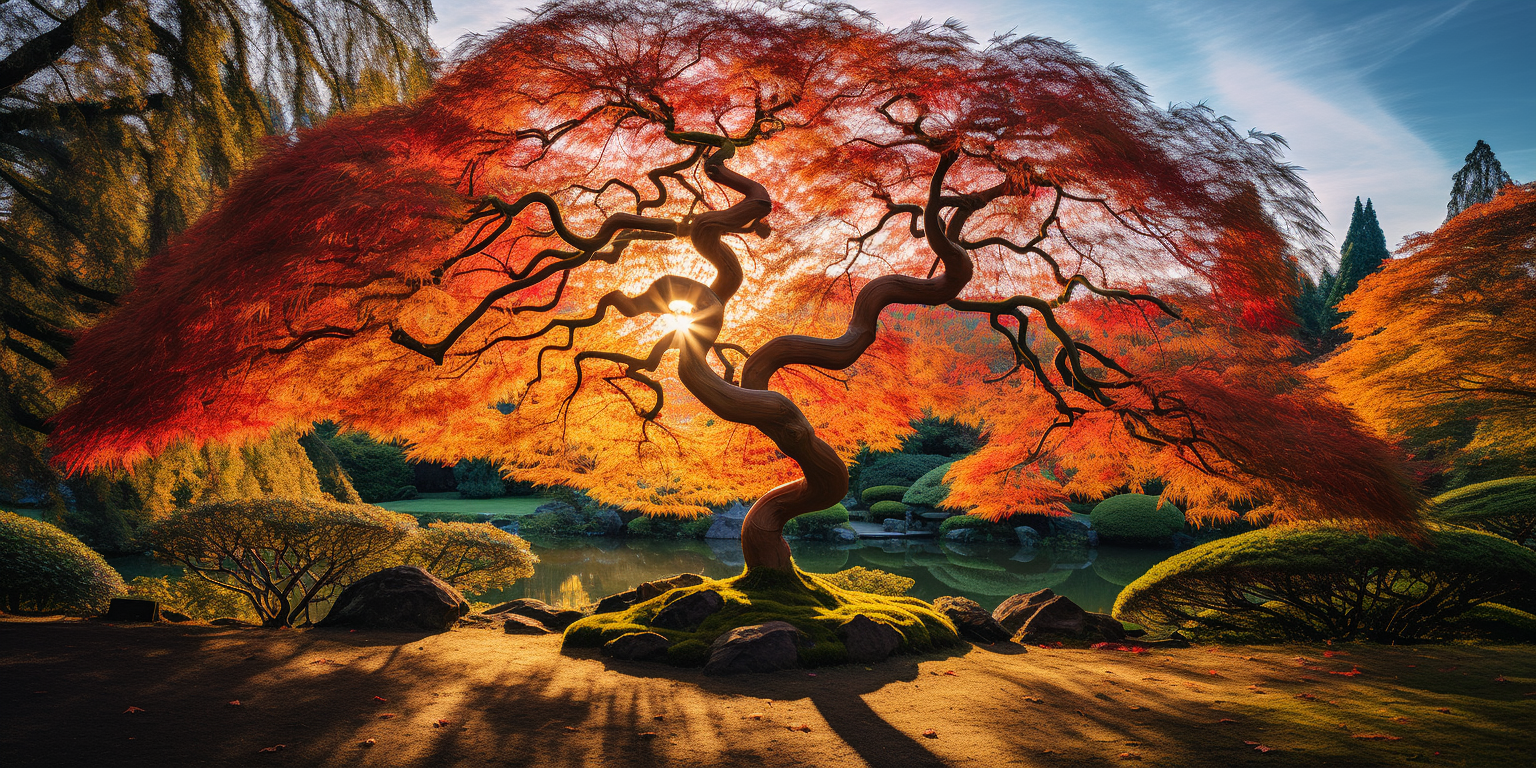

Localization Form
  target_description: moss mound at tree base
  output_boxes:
[562,562,961,667]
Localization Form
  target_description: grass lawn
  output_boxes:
[375,492,552,517]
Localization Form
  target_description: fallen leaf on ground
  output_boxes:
[943,670,957,676]
[1118,752,1141,760]
[1494,675,1507,682]
[378,713,397,719]
[921,729,937,739]
[123,706,145,714]
[1243,741,1274,753]
[1022,696,1043,703]
[1435,708,1452,714]
[1330,667,1363,677]
[361,739,375,747]
[1218,718,1238,723]
[258,744,286,753]
[563,726,578,732]
[787,724,811,733]
[1323,650,1348,658]
[1208,670,1224,677]
[638,732,658,738]
[373,696,387,703]
[227,700,241,707]
[1129,706,1144,711]
[433,719,451,728]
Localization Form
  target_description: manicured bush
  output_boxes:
[858,453,951,492]
[415,512,485,525]
[902,462,954,507]
[453,459,509,499]
[820,566,914,596]
[0,511,126,614]
[392,485,419,501]
[868,500,908,522]
[518,504,612,536]
[627,515,713,539]
[861,485,910,505]
[1090,494,1185,541]
[147,499,419,626]
[782,504,852,540]
[898,416,984,456]
[1114,523,1536,642]
[323,431,413,503]
[396,521,537,593]
[1428,476,1536,547]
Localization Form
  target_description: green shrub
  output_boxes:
[1428,476,1536,547]
[861,485,910,505]
[453,459,509,499]
[0,511,127,614]
[937,514,1018,542]
[323,431,413,503]
[858,453,951,492]
[297,431,362,503]
[1090,494,1185,541]
[392,485,419,501]
[147,499,418,626]
[415,511,484,525]
[782,504,851,540]
[902,462,954,507]
[396,521,537,594]
[1114,523,1536,642]
[868,500,908,522]
[820,566,914,596]
[898,415,984,456]
[627,515,713,539]
[518,504,611,537]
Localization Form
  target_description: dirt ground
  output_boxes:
[1,617,1531,767]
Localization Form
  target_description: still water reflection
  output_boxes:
[108,537,1174,616]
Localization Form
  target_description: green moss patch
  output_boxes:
[562,563,961,666]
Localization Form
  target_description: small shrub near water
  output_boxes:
[820,566,915,596]
[1090,494,1185,542]
[1,511,126,614]
[902,462,954,507]
[868,500,908,522]
[858,453,951,492]
[627,515,713,539]
[861,485,910,505]
[1114,523,1536,642]
[782,504,852,540]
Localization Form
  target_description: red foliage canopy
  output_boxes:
[51,0,1419,563]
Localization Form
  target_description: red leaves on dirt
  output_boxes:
[372,696,388,703]
[922,729,938,739]
[378,713,397,719]
[227,700,242,707]
[1243,741,1274,753]
[1322,650,1348,658]
[361,738,376,747]
[1091,642,1149,654]
[433,719,451,728]
[1329,667,1363,677]
[1118,752,1142,760]
[123,706,145,714]
[1351,734,1401,741]
[1435,707,1452,713]
[638,732,659,739]
[258,744,287,753]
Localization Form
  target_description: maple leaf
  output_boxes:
[123,706,145,714]
[922,730,938,739]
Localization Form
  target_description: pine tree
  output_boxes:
[1327,198,1390,310]
[1447,140,1515,221]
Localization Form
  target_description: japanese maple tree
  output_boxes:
[1320,184,1535,479]
[50,0,1419,570]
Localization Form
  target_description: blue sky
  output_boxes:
[428,0,1535,258]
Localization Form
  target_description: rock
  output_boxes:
[942,527,979,543]
[920,511,954,521]
[1054,517,1091,537]
[705,501,750,539]
[1086,612,1128,641]
[650,589,723,631]
[992,589,1057,635]
[635,573,707,602]
[882,518,908,533]
[1086,530,1100,547]
[932,596,1010,643]
[706,537,746,567]
[594,590,638,615]
[1009,546,1039,563]
[105,598,160,623]
[160,609,192,623]
[1124,627,1148,638]
[533,501,581,517]
[502,614,555,634]
[829,525,859,544]
[1013,595,1089,640]
[838,614,902,663]
[317,566,468,632]
[1170,532,1196,550]
[592,507,624,536]
[485,598,584,630]
[704,621,811,675]
[1141,631,1190,648]
[1014,525,1042,547]
[839,493,860,510]
[458,613,495,625]
[603,631,672,661]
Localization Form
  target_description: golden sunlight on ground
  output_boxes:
[1,618,1531,767]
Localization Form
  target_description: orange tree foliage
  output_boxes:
[48,1,1419,554]
[1320,184,1536,480]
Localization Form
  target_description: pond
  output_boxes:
[108,535,1176,616]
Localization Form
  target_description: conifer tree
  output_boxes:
[1328,198,1390,310]
[0,1,434,511]
[1447,140,1514,221]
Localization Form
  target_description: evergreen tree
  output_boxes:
[1327,198,1389,310]
[1447,140,1515,221]
[0,1,433,514]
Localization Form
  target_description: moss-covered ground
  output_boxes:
[562,563,962,666]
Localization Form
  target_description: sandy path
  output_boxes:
[1,618,1531,767]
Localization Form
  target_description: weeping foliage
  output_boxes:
[51,0,1416,534]
[0,0,435,499]
[1320,185,1536,485]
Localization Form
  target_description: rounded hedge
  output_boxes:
[1428,476,1536,546]
[1090,494,1185,541]
[0,511,126,614]
[902,462,954,507]
[1114,523,1536,642]
[868,500,908,522]
[820,566,915,596]
[861,485,910,505]
[858,453,951,491]
[782,504,851,540]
